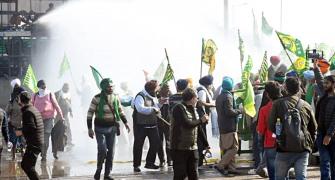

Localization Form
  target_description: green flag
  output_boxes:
[259,51,268,83]
[237,55,256,118]
[161,63,174,84]
[201,39,217,75]
[90,65,103,89]
[23,64,38,93]
[276,31,305,58]
[330,52,335,71]
[153,59,167,83]
[59,54,71,78]
[262,12,273,35]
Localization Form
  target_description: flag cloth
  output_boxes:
[153,59,168,83]
[238,30,245,66]
[202,39,217,75]
[23,64,38,93]
[237,55,256,118]
[262,12,273,35]
[259,51,268,83]
[330,53,335,71]
[276,31,305,58]
[59,53,71,78]
[161,63,174,84]
[288,57,307,74]
[252,10,260,46]
[90,65,103,89]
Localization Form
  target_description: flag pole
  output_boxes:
[275,31,297,72]
[200,38,205,79]
[238,30,243,73]
[328,52,335,63]
[164,48,177,90]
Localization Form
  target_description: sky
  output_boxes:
[36,0,335,93]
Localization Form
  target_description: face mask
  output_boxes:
[38,88,46,96]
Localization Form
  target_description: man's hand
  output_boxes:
[313,59,318,68]
[88,129,95,139]
[125,123,131,133]
[201,115,209,124]
[323,135,332,146]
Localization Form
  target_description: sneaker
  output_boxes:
[256,167,268,178]
[53,153,58,160]
[94,170,101,180]
[159,162,166,167]
[144,164,159,169]
[134,167,141,172]
[104,176,114,180]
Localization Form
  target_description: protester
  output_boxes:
[215,76,242,175]
[268,56,288,81]
[170,88,209,180]
[55,83,74,147]
[19,91,44,180]
[32,80,64,161]
[157,83,172,167]
[197,75,215,166]
[132,80,162,172]
[257,81,282,180]
[313,60,335,180]
[269,77,317,180]
[6,78,25,159]
[0,108,10,167]
[87,78,130,180]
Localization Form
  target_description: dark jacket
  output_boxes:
[314,67,335,137]
[268,96,317,153]
[21,104,44,150]
[215,91,241,134]
[170,103,207,150]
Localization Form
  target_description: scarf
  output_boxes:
[97,92,120,121]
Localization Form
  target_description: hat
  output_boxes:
[303,70,315,80]
[286,70,298,77]
[176,79,188,91]
[317,59,330,74]
[221,76,234,91]
[37,80,45,88]
[100,78,114,90]
[199,75,214,86]
[10,78,21,88]
[270,56,281,66]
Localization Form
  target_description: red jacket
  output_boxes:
[257,101,276,148]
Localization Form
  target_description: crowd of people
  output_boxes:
[1,54,335,180]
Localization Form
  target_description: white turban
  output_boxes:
[10,78,21,88]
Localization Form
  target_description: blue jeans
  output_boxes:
[275,151,309,180]
[95,126,117,177]
[316,132,335,180]
[264,148,276,180]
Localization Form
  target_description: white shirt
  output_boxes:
[132,90,160,115]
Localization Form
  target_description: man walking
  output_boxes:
[32,80,64,161]
[20,91,44,180]
[268,77,317,180]
[87,78,130,180]
[170,88,208,180]
[215,76,242,175]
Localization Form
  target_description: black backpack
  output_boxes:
[277,99,309,152]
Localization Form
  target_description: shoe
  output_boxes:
[104,176,114,180]
[94,170,101,180]
[144,164,159,169]
[214,165,226,175]
[159,162,166,167]
[256,167,268,178]
[134,167,141,172]
[53,153,58,160]
[288,170,295,179]
[167,161,173,166]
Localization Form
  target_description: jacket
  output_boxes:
[268,96,317,153]
[21,105,44,150]
[215,91,241,134]
[314,67,335,137]
[170,103,207,150]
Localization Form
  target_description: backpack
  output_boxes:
[277,99,308,152]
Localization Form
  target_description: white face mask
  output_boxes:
[38,88,48,97]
